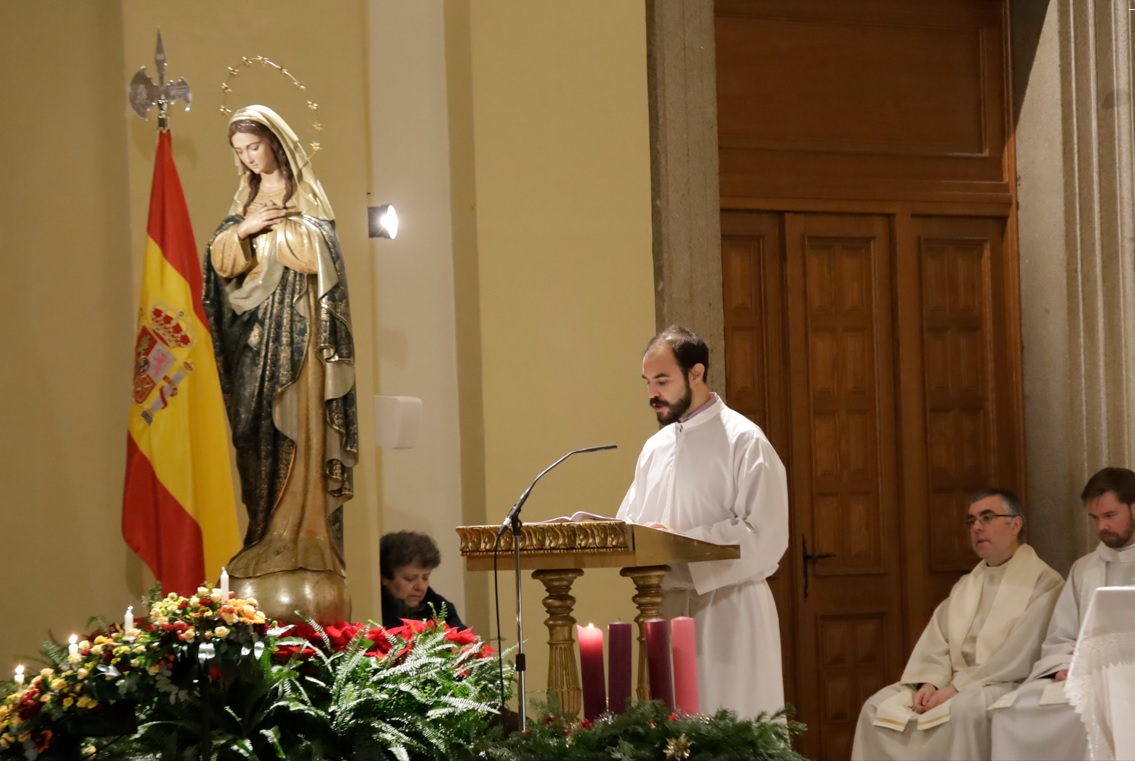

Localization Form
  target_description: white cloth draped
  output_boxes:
[1066,587,1135,761]
[617,396,789,718]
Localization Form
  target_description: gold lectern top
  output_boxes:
[456,520,739,572]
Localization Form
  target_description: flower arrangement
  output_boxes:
[0,588,503,761]
[1,589,803,761]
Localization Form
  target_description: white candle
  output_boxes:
[220,568,230,598]
[14,665,24,686]
[68,634,79,657]
[124,605,134,633]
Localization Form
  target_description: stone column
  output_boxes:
[645,0,725,386]
[1014,0,1135,568]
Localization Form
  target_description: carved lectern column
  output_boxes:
[619,565,670,701]
[532,568,585,717]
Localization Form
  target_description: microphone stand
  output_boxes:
[497,444,616,729]
[506,508,528,730]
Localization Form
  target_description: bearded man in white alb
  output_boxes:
[851,490,1063,761]
[617,326,788,718]
[990,467,1135,760]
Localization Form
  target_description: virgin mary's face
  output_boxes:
[231,130,279,176]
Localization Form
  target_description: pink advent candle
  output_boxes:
[577,624,607,720]
[644,618,675,710]
[608,621,633,714]
[670,616,699,715]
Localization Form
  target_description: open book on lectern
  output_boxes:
[540,511,618,524]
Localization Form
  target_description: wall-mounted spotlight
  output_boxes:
[368,204,399,239]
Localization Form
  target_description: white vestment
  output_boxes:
[851,545,1063,761]
[617,395,789,718]
[990,542,1135,761]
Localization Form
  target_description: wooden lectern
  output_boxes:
[457,520,739,716]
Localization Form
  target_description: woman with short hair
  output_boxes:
[380,531,464,629]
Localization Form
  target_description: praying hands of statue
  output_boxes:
[237,200,288,239]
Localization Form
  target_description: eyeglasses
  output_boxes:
[965,512,1018,528]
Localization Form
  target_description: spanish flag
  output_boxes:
[122,131,240,595]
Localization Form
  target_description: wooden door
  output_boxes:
[722,211,1021,759]
[783,213,907,759]
[724,212,906,759]
[713,2,1021,757]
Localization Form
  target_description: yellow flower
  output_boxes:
[76,669,89,680]
[50,679,66,691]
[0,706,9,720]
[39,668,53,678]
[133,645,146,654]
[39,695,51,703]
[183,629,196,643]
[90,645,103,656]
[214,626,231,639]
[62,697,74,709]
[210,590,224,603]
[148,664,160,675]
[196,587,210,597]
[77,696,97,709]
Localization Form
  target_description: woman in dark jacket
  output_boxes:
[380,531,464,629]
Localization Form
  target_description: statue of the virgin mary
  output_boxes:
[202,105,358,622]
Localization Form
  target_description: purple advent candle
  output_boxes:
[608,621,633,714]
[644,618,675,710]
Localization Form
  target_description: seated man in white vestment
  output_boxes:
[990,466,1135,760]
[851,489,1063,761]
[617,326,789,719]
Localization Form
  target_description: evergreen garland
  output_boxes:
[478,701,805,761]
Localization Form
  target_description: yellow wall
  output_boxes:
[0,3,136,669]
[0,0,657,711]
[454,1,657,703]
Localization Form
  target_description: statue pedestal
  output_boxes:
[231,569,351,624]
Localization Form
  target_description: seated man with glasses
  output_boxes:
[990,467,1135,760]
[852,489,1063,761]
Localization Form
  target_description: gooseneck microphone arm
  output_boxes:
[496,443,617,730]
[497,444,618,537]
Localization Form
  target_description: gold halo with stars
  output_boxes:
[219,56,323,155]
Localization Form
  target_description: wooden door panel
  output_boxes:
[784,214,905,761]
[720,211,799,710]
[896,215,1022,632]
[715,0,1012,203]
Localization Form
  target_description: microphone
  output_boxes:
[497,444,617,537]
